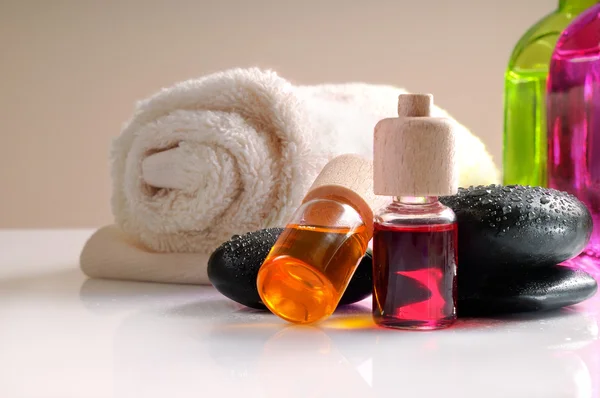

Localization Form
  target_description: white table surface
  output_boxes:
[1,229,600,398]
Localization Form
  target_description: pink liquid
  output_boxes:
[372,223,457,330]
[547,4,600,260]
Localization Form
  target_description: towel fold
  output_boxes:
[81,67,500,285]
[81,225,209,284]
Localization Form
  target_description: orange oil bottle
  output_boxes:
[256,154,386,324]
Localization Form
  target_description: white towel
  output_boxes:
[80,67,500,285]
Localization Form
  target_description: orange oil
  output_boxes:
[256,223,369,324]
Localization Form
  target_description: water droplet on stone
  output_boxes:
[540,197,550,205]
[468,189,488,197]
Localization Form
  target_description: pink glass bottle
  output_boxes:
[547,4,600,261]
[373,198,458,329]
[372,94,459,330]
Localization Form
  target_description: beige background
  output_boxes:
[0,0,558,228]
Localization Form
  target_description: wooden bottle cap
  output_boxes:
[373,94,458,197]
[302,154,387,236]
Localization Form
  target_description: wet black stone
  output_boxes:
[342,249,374,306]
[458,265,598,316]
[208,190,598,316]
[207,228,373,310]
[439,185,593,276]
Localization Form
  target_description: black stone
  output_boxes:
[439,185,593,276]
[342,249,374,306]
[458,265,598,316]
[207,228,373,310]
[208,186,599,316]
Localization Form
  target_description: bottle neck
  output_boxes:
[558,0,598,12]
[394,196,439,205]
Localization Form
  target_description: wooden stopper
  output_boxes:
[302,154,388,236]
[374,94,458,197]
[397,93,432,117]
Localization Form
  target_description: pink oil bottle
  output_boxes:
[372,94,459,330]
[547,4,600,263]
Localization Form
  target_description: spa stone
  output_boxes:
[207,228,373,310]
[208,204,597,316]
[439,185,593,275]
[457,265,598,316]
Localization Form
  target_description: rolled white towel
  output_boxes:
[111,68,332,254]
[81,67,500,285]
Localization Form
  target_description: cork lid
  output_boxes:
[373,94,458,197]
[302,154,388,237]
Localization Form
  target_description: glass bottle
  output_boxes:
[547,3,600,260]
[503,0,597,187]
[373,197,457,329]
[256,154,384,324]
[372,94,459,330]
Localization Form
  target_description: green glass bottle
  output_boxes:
[502,0,597,187]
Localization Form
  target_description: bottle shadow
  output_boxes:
[204,305,599,398]
[77,278,600,398]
